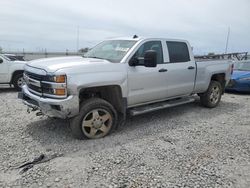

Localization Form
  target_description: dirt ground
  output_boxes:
[0,87,249,188]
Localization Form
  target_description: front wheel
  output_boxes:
[70,98,117,139]
[13,73,25,91]
[200,80,222,108]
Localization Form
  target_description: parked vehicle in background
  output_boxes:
[226,60,250,92]
[4,54,25,61]
[0,54,27,90]
[19,37,233,139]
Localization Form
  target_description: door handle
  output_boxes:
[188,66,195,70]
[158,68,168,72]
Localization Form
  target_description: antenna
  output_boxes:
[225,27,230,54]
[133,35,138,39]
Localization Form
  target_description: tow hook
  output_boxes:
[36,111,43,116]
[27,106,39,113]
[26,106,43,116]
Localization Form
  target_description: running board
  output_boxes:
[129,97,195,116]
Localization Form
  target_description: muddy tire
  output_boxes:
[200,80,222,108]
[70,98,117,139]
[13,73,24,91]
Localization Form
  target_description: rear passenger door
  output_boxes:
[165,41,196,98]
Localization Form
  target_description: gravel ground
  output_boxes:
[0,86,249,188]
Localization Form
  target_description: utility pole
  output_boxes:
[225,27,230,54]
[76,26,79,53]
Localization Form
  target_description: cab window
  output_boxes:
[166,41,190,63]
[132,41,164,65]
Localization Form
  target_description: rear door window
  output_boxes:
[166,41,190,63]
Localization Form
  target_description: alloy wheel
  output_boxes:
[81,109,112,139]
[17,77,25,88]
[210,86,220,104]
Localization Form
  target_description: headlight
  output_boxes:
[42,87,66,95]
[44,75,66,83]
[54,88,66,96]
[42,74,67,98]
[239,77,250,81]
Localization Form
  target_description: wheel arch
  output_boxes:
[11,70,24,84]
[210,73,226,93]
[78,85,127,116]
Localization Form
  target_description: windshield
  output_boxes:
[4,55,25,61]
[234,61,250,71]
[84,40,137,63]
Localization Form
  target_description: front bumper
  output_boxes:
[18,85,79,119]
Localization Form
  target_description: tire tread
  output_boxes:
[200,80,222,108]
[70,98,117,139]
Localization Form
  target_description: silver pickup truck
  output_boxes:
[19,37,233,139]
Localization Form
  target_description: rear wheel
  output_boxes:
[200,80,222,108]
[70,98,117,139]
[13,73,24,91]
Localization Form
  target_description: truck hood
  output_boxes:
[27,56,116,73]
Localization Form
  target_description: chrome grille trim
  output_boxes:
[41,81,66,89]
[24,73,41,87]
[24,71,42,95]
[24,71,67,99]
[43,93,68,99]
[27,87,42,96]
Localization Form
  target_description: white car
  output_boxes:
[0,54,27,90]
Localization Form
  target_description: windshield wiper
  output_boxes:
[86,56,106,60]
[83,56,115,63]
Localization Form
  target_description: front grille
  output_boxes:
[24,71,43,96]
[24,71,67,99]
[24,71,44,81]
[28,84,42,94]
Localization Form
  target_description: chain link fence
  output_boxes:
[2,51,85,61]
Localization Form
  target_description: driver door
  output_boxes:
[127,41,168,106]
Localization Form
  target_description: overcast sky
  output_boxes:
[0,0,249,54]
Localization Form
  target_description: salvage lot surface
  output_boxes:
[0,87,249,188]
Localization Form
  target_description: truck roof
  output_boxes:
[108,36,189,44]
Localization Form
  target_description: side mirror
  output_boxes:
[0,58,3,64]
[129,57,139,66]
[144,50,157,67]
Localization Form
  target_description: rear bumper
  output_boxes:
[18,85,79,119]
